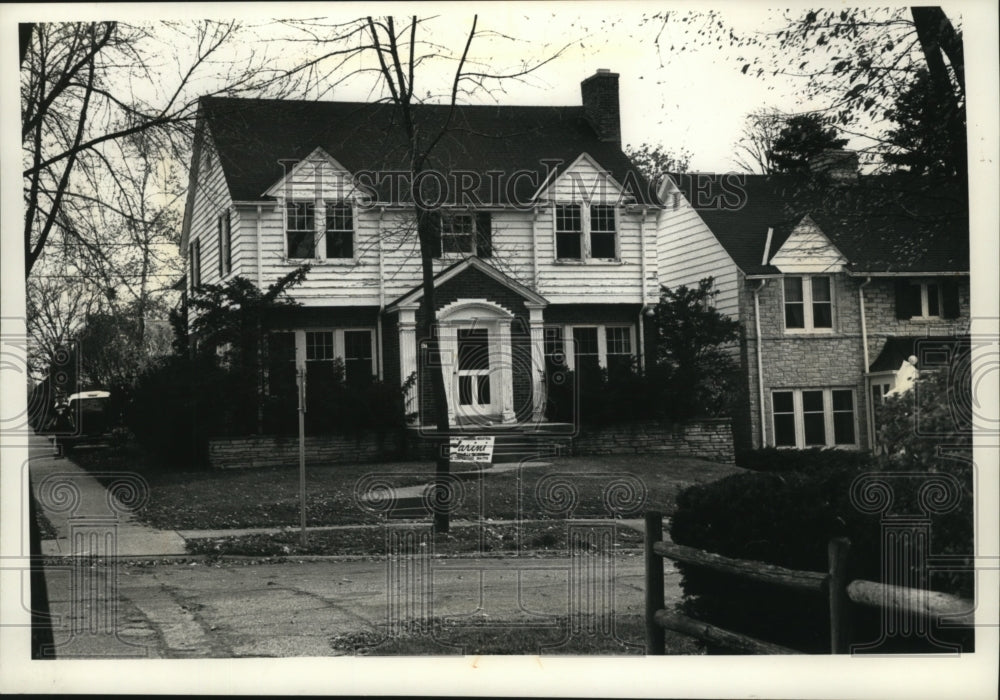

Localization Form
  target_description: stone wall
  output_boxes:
[208,432,433,470]
[208,418,736,469]
[569,418,735,463]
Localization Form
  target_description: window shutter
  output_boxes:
[476,212,493,258]
[894,279,911,320]
[942,279,961,319]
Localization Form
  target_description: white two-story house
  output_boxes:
[180,70,662,430]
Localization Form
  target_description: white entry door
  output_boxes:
[455,327,496,419]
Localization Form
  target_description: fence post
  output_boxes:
[644,511,665,655]
[828,537,852,654]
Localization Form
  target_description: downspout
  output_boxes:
[637,207,650,371]
[531,206,540,290]
[376,206,386,380]
[859,276,873,450]
[255,204,263,288]
[753,279,768,447]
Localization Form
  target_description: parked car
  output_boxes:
[58,390,117,452]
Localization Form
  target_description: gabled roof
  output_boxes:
[198,96,656,206]
[667,172,969,275]
[386,257,548,311]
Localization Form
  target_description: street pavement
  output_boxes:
[28,436,683,658]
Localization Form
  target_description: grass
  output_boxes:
[328,614,705,655]
[186,521,645,557]
[71,443,743,532]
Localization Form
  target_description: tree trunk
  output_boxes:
[416,205,452,532]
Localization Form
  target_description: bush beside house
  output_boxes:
[670,367,974,653]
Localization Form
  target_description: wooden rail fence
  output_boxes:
[643,511,974,655]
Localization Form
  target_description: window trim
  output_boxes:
[770,387,859,449]
[285,200,317,260]
[323,201,356,262]
[552,203,621,264]
[782,275,835,333]
[438,211,477,258]
[283,199,358,264]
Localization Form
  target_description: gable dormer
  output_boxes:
[768,215,847,274]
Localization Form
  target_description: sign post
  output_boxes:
[296,365,307,548]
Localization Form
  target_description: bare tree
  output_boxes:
[20,20,295,277]
[268,14,570,530]
[732,108,784,174]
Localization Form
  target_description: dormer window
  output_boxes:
[555,204,583,260]
[554,203,619,261]
[783,275,833,332]
[286,202,315,259]
[325,203,354,258]
[589,205,618,258]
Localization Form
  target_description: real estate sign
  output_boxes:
[449,436,495,466]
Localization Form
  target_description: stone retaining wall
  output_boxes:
[569,418,734,463]
[208,418,735,469]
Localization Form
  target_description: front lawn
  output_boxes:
[71,443,743,531]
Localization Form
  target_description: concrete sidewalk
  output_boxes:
[28,435,187,556]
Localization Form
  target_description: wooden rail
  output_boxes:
[643,511,974,655]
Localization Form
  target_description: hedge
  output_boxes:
[669,457,974,653]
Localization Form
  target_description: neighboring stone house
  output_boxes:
[179,70,663,431]
[657,156,970,451]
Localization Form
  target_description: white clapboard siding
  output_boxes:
[769,215,847,274]
[656,185,740,319]
[187,131,235,288]
[265,149,367,202]
[542,153,626,204]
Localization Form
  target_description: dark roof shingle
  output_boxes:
[199,96,655,206]
[670,172,969,274]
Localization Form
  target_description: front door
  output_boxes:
[455,327,495,421]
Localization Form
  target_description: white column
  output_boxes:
[398,305,419,422]
[526,303,547,423]
[438,322,457,425]
[497,321,516,424]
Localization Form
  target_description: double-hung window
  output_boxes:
[325,203,354,259]
[906,281,941,319]
[771,388,857,448]
[286,202,315,259]
[441,213,475,255]
[589,205,618,259]
[783,275,833,331]
[554,204,619,261]
[555,204,583,260]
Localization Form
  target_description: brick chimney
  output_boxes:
[808,149,859,183]
[581,69,621,145]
